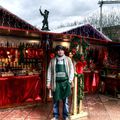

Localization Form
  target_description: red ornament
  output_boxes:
[75,61,84,74]
[86,47,89,51]
[83,61,87,67]
[73,42,78,45]
[50,53,55,59]
[72,48,76,55]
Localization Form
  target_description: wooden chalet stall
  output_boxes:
[61,24,120,97]
[39,25,120,98]
[42,24,120,99]
[100,41,120,97]
[0,6,45,107]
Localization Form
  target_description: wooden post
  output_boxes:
[73,76,77,115]
[78,77,83,113]
[70,74,88,120]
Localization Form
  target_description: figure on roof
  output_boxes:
[39,7,50,31]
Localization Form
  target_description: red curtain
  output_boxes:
[84,71,99,93]
[0,75,41,107]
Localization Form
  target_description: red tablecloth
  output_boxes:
[0,75,41,107]
[84,71,99,93]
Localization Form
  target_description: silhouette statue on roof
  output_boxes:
[39,7,50,31]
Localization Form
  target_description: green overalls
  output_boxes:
[53,59,71,101]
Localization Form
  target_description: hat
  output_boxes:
[55,45,65,51]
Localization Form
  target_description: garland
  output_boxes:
[74,73,84,101]
[82,38,89,59]
[70,36,89,60]
[70,36,89,102]
[70,36,81,51]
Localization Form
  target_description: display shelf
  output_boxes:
[0,42,43,77]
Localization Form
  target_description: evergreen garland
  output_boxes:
[70,36,89,60]
[74,73,84,101]
[82,38,89,59]
[70,36,81,51]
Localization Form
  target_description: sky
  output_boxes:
[0,0,120,30]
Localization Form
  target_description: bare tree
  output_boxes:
[82,8,120,42]
[83,8,120,28]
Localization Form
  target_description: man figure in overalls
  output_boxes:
[47,45,74,120]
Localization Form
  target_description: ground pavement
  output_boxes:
[0,94,120,120]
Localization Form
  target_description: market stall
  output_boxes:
[52,34,119,95]
[0,6,45,107]
[0,34,44,107]
[100,42,120,97]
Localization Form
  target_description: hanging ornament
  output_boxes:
[50,53,55,59]
[76,61,84,74]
